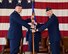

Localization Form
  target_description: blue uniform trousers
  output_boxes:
[50,41,60,54]
[9,37,22,54]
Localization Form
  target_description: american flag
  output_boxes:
[0,0,68,51]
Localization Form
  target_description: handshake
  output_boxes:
[31,24,38,32]
[28,21,38,33]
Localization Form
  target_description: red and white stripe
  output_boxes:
[0,0,68,50]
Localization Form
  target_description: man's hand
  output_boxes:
[31,29,39,33]
[31,15,34,20]
[31,28,36,32]
[36,29,38,32]
[31,24,36,32]
[31,24,35,29]
[31,15,37,25]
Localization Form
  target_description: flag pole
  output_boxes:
[31,0,35,54]
[32,31,35,54]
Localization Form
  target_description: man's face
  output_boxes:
[15,6,22,13]
[46,10,53,17]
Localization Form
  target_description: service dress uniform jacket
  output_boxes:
[8,11,30,54]
[38,14,61,54]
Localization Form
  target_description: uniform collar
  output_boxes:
[49,14,54,19]
[14,11,20,15]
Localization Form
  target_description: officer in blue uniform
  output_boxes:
[8,3,31,54]
[37,7,61,54]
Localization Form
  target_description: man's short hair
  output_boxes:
[16,3,22,7]
[46,7,52,12]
